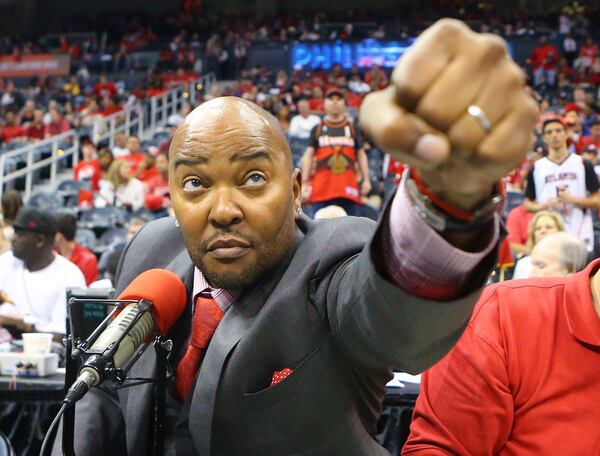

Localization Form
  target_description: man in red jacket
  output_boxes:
[530,35,559,88]
[403,255,600,455]
[144,151,170,216]
[54,214,98,286]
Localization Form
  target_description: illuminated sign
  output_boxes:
[291,39,415,70]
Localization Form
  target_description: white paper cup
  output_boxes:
[22,333,53,355]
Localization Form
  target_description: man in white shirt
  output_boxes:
[0,207,85,339]
[111,132,129,159]
[525,118,600,252]
[288,99,321,165]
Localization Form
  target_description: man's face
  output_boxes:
[591,124,600,139]
[170,98,301,290]
[298,100,309,117]
[543,122,567,150]
[126,137,141,154]
[529,239,569,278]
[11,229,42,263]
[324,95,346,117]
[115,133,126,147]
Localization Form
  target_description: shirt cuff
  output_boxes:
[383,175,499,300]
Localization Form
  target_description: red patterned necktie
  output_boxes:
[175,295,224,401]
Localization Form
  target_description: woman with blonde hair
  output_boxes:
[96,159,145,211]
[513,210,566,279]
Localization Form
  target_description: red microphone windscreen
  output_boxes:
[118,269,187,334]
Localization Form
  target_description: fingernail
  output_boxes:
[415,134,450,162]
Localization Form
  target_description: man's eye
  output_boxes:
[182,178,205,192]
[244,173,266,186]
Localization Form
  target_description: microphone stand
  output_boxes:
[60,298,174,456]
[152,335,173,456]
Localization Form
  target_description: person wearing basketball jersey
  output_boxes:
[525,118,600,253]
[301,88,371,216]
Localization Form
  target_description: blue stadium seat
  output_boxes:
[131,207,156,221]
[57,179,81,193]
[28,192,64,210]
[98,227,127,250]
[75,228,98,250]
[504,191,525,217]
[80,207,130,231]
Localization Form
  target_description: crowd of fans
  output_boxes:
[0,4,598,338]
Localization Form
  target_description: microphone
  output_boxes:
[64,269,187,405]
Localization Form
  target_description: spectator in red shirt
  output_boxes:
[74,143,102,207]
[100,97,122,117]
[144,152,170,216]
[135,146,160,183]
[530,35,559,87]
[94,73,117,101]
[308,86,324,112]
[123,135,145,170]
[54,214,99,286]
[403,246,594,456]
[44,108,70,138]
[1,112,26,144]
[505,203,535,256]
[579,118,600,151]
[577,37,599,75]
[26,109,45,141]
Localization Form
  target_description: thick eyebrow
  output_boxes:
[231,150,272,163]
[173,150,272,170]
[173,155,208,170]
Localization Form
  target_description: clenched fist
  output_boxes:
[360,19,538,211]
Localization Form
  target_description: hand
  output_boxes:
[543,197,563,210]
[0,315,32,332]
[360,19,538,211]
[557,190,575,204]
[361,179,372,196]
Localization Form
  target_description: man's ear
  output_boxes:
[292,168,302,211]
[34,233,48,249]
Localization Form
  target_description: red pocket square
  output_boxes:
[270,368,293,387]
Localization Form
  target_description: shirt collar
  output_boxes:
[192,267,240,312]
[564,258,600,346]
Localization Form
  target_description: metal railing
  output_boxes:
[0,130,80,202]
[0,73,216,201]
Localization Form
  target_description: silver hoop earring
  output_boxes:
[175,219,180,227]
[296,208,303,215]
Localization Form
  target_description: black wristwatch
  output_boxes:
[405,177,503,232]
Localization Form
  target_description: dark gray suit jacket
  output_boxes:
[58,213,492,455]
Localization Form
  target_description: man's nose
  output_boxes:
[208,188,243,228]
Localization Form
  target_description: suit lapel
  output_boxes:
[122,247,195,453]
[189,226,304,455]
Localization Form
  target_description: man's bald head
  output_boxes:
[167,96,303,290]
[529,232,588,278]
[170,97,293,172]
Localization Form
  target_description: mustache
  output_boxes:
[201,229,255,252]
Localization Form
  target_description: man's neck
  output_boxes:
[59,241,76,259]
[325,114,344,123]
[25,251,55,272]
[547,146,569,163]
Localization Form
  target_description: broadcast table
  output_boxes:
[0,373,419,456]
